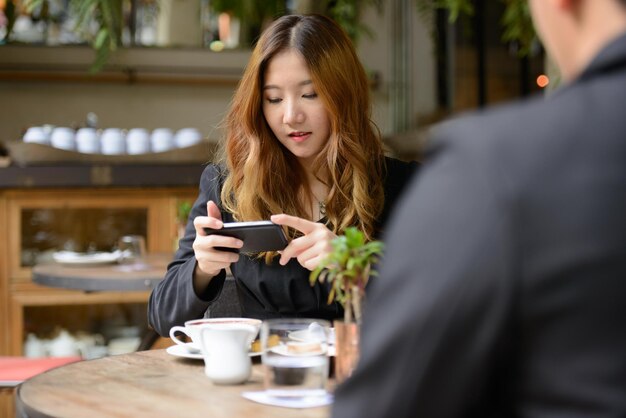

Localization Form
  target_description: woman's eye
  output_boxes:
[267,98,282,104]
[303,93,318,99]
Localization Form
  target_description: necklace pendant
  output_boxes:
[319,201,326,217]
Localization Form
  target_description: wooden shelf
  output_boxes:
[11,282,151,306]
[0,186,197,358]
[0,45,251,86]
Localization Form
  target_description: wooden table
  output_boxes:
[16,349,331,418]
[32,253,172,292]
[32,253,172,350]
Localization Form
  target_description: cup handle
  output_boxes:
[169,326,191,347]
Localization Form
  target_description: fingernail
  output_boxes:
[236,240,243,247]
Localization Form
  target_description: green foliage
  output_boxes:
[208,0,383,44]
[416,0,474,23]
[310,227,384,323]
[177,201,192,224]
[324,0,383,43]
[500,0,535,56]
[1,0,17,43]
[23,0,123,73]
[209,0,286,24]
[70,0,123,73]
[415,0,536,57]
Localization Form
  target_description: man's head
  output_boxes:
[529,0,626,81]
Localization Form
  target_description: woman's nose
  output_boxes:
[283,101,304,125]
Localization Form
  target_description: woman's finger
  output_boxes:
[271,214,317,234]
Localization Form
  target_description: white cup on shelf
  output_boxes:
[76,127,100,154]
[100,128,126,155]
[126,128,151,155]
[24,333,47,358]
[150,128,174,153]
[174,128,203,148]
[50,127,76,151]
[23,126,51,145]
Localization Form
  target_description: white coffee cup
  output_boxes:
[76,127,100,154]
[174,128,202,148]
[50,127,76,151]
[23,126,51,145]
[126,128,151,155]
[150,128,174,153]
[169,317,262,353]
[100,128,126,155]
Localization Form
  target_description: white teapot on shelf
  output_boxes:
[48,329,79,357]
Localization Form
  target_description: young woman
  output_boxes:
[148,14,417,336]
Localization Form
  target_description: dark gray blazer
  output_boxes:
[332,32,626,418]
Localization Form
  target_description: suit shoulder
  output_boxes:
[384,156,419,177]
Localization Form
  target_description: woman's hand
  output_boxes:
[192,200,243,279]
[270,214,336,271]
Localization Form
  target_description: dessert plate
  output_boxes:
[289,327,335,345]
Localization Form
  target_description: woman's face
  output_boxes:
[262,49,331,170]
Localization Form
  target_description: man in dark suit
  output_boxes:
[332,0,626,417]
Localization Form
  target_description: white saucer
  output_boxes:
[166,343,261,360]
[53,251,120,266]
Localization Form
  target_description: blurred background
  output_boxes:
[0,3,549,415]
[0,0,547,159]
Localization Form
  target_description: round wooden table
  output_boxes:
[16,349,331,418]
[32,253,172,292]
[32,253,172,350]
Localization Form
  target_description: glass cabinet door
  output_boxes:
[7,189,175,282]
[20,207,147,268]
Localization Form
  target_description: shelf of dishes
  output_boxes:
[23,328,141,360]
[22,125,203,155]
[5,125,219,166]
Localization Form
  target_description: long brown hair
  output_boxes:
[220,14,385,246]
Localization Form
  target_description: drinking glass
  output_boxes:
[117,235,146,265]
[261,318,330,399]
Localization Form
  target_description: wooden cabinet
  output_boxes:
[0,186,198,356]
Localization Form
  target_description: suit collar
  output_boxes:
[578,30,626,82]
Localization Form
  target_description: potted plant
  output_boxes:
[176,200,192,244]
[310,226,384,382]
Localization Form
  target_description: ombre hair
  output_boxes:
[220,14,386,254]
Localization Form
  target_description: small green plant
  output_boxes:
[177,200,192,224]
[23,0,123,73]
[415,0,535,56]
[310,227,384,324]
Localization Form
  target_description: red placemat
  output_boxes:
[0,356,82,387]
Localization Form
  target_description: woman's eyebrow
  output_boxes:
[263,80,312,90]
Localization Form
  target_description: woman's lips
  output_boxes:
[288,131,311,142]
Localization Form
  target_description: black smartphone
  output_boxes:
[204,221,288,253]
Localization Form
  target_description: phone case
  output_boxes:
[204,221,288,253]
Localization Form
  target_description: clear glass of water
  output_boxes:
[261,318,330,399]
[117,235,146,265]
